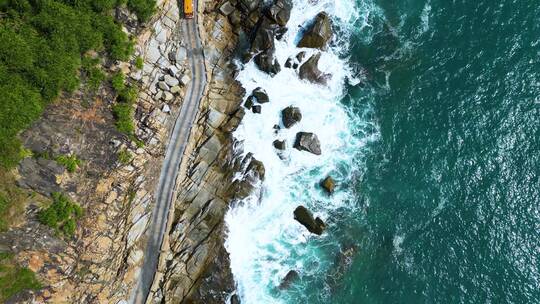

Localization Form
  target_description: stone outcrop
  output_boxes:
[278,270,299,289]
[299,52,331,85]
[294,132,321,155]
[297,12,332,49]
[321,176,336,193]
[282,106,302,128]
[293,205,326,235]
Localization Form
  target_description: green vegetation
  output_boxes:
[128,0,156,22]
[0,253,41,302]
[0,0,148,169]
[82,56,106,91]
[118,148,133,164]
[55,154,81,173]
[135,56,144,69]
[37,192,83,238]
[0,171,26,232]
[111,71,126,92]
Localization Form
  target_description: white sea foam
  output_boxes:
[225,0,379,303]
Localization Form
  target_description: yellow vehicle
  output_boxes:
[184,0,193,19]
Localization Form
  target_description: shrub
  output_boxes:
[0,254,41,302]
[111,72,126,92]
[118,148,133,164]
[37,192,82,238]
[127,0,156,22]
[118,86,138,104]
[135,56,144,69]
[112,103,135,135]
[82,57,106,91]
[55,154,81,173]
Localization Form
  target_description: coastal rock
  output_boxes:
[239,0,260,13]
[244,97,254,109]
[296,51,306,62]
[158,81,170,91]
[294,132,321,155]
[293,206,326,235]
[297,12,333,49]
[278,270,299,289]
[266,0,293,27]
[250,87,270,103]
[321,176,336,193]
[281,106,302,128]
[254,49,281,76]
[273,139,286,150]
[252,104,262,114]
[250,17,277,54]
[284,57,294,68]
[298,53,331,85]
[231,294,241,304]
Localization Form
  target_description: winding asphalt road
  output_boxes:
[131,4,206,303]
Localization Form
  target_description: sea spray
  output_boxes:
[225,0,379,302]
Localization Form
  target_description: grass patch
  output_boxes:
[111,71,126,92]
[135,56,144,69]
[0,171,27,232]
[37,192,82,238]
[117,149,133,165]
[55,154,81,173]
[0,253,41,302]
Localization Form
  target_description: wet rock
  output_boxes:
[244,97,254,109]
[278,270,299,289]
[296,51,306,62]
[254,49,281,76]
[292,62,298,69]
[293,206,326,235]
[284,57,294,68]
[273,140,286,150]
[231,294,241,304]
[252,105,262,114]
[294,132,321,155]
[321,176,336,194]
[266,0,293,27]
[275,27,288,40]
[247,157,265,180]
[250,87,269,103]
[281,106,302,128]
[250,17,278,54]
[299,53,331,85]
[297,12,333,49]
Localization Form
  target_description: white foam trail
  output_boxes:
[225,0,380,303]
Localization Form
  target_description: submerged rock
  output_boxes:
[244,97,254,109]
[321,176,336,194]
[231,294,241,304]
[299,53,331,85]
[296,51,306,62]
[284,57,294,68]
[294,132,321,155]
[293,206,326,235]
[281,106,302,128]
[278,270,299,289]
[297,12,333,49]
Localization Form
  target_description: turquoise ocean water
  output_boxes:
[226,0,540,303]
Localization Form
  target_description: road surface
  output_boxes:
[130,5,206,303]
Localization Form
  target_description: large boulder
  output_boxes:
[299,53,331,85]
[250,87,269,103]
[278,270,299,289]
[294,132,321,155]
[297,12,333,49]
[254,49,281,76]
[293,206,326,235]
[266,0,293,27]
[281,106,302,128]
[321,176,336,193]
